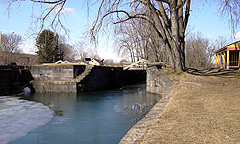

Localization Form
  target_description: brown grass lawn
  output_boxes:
[139,68,240,144]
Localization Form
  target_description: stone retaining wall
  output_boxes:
[31,65,86,81]
[30,65,146,93]
[119,66,174,143]
[0,66,33,96]
[146,66,172,94]
[77,66,146,92]
[30,65,86,92]
[32,81,77,92]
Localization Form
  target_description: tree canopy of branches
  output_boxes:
[36,29,58,63]
[90,0,192,71]
[185,33,230,69]
[57,43,75,61]
[114,18,167,63]
[0,33,22,64]
[91,0,240,71]
[2,0,240,71]
[185,32,214,68]
[56,35,77,61]
[74,40,100,61]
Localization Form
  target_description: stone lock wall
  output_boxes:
[0,66,33,96]
[77,66,124,92]
[120,66,174,144]
[0,64,146,94]
[32,80,77,92]
[146,66,173,95]
[77,66,146,92]
[31,65,86,81]
[30,65,146,93]
[30,65,86,92]
[31,65,72,81]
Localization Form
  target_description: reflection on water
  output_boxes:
[10,82,161,144]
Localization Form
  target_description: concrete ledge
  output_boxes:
[119,66,174,144]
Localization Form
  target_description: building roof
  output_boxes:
[215,40,240,54]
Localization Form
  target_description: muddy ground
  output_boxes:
[139,68,240,144]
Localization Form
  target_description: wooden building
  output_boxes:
[215,40,240,69]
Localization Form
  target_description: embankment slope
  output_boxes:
[138,68,240,143]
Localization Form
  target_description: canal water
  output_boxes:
[10,82,161,144]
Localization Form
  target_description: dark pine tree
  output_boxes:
[36,29,58,63]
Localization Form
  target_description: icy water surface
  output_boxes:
[0,97,53,144]
[9,83,161,144]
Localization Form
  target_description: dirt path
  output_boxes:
[138,68,240,144]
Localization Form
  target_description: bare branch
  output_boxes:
[30,0,64,4]
[183,0,191,31]
[218,0,240,32]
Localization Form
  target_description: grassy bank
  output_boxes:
[139,68,240,144]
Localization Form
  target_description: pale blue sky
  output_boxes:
[0,1,239,61]
[189,3,237,39]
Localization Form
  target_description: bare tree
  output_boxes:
[0,33,22,64]
[74,40,100,61]
[74,40,88,61]
[212,36,229,50]
[2,0,69,34]
[57,43,76,61]
[218,0,240,33]
[185,32,216,68]
[114,18,167,63]
[1,33,22,53]
[56,35,77,61]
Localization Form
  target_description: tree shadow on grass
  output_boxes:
[186,68,240,78]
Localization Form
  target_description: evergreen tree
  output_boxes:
[36,29,58,63]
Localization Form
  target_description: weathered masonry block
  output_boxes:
[30,65,146,93]
[31,65,86,81]
[30,65,86,92]
[146,66,173,95]
[77,66,146,92]
[32,80,77,92]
